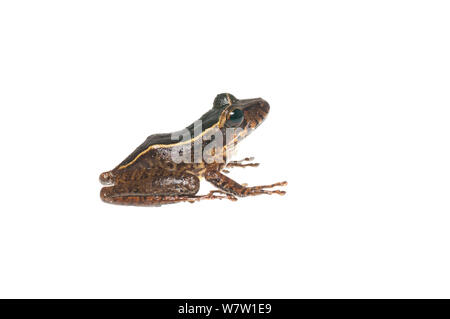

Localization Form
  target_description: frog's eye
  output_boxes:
[226,108,244,127]
[213,93,238,109]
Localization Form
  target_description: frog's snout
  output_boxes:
[99,171,114,185]
[248,98,270,128]
[258,98,270,115]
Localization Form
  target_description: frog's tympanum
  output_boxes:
[99,93,287,206]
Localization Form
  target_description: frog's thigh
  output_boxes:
[100,173,200,206]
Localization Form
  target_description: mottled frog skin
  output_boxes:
[99,93,287,206]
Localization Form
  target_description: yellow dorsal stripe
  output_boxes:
[118,123,220,170]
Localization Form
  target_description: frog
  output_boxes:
[99,93,287,206]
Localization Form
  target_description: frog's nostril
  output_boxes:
[258,99,270,113]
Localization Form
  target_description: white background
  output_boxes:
[0,1,449,298]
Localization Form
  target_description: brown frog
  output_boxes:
[99,93,287,206]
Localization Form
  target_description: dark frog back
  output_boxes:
[115,93,237,170]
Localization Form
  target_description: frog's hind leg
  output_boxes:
[195,190,237,202]
[100,187,235,206]
[100,172,237,206]
[205,169,287,197]
[99,170,115,185]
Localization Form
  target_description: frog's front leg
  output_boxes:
[100,172,236,206]
[226,157,260,168]
[222,157,259,173]
[205,169,287,197]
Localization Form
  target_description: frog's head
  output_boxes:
[214,93,270,140]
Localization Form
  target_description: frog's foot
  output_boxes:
[205,169,287,198]
[241,181,288,196]
[187,190,237,203]
[226,157,260,169]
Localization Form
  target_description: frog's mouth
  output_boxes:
[238,97,270,130]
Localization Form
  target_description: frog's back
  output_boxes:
[115,133,174,169]
[115,105,226,170]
